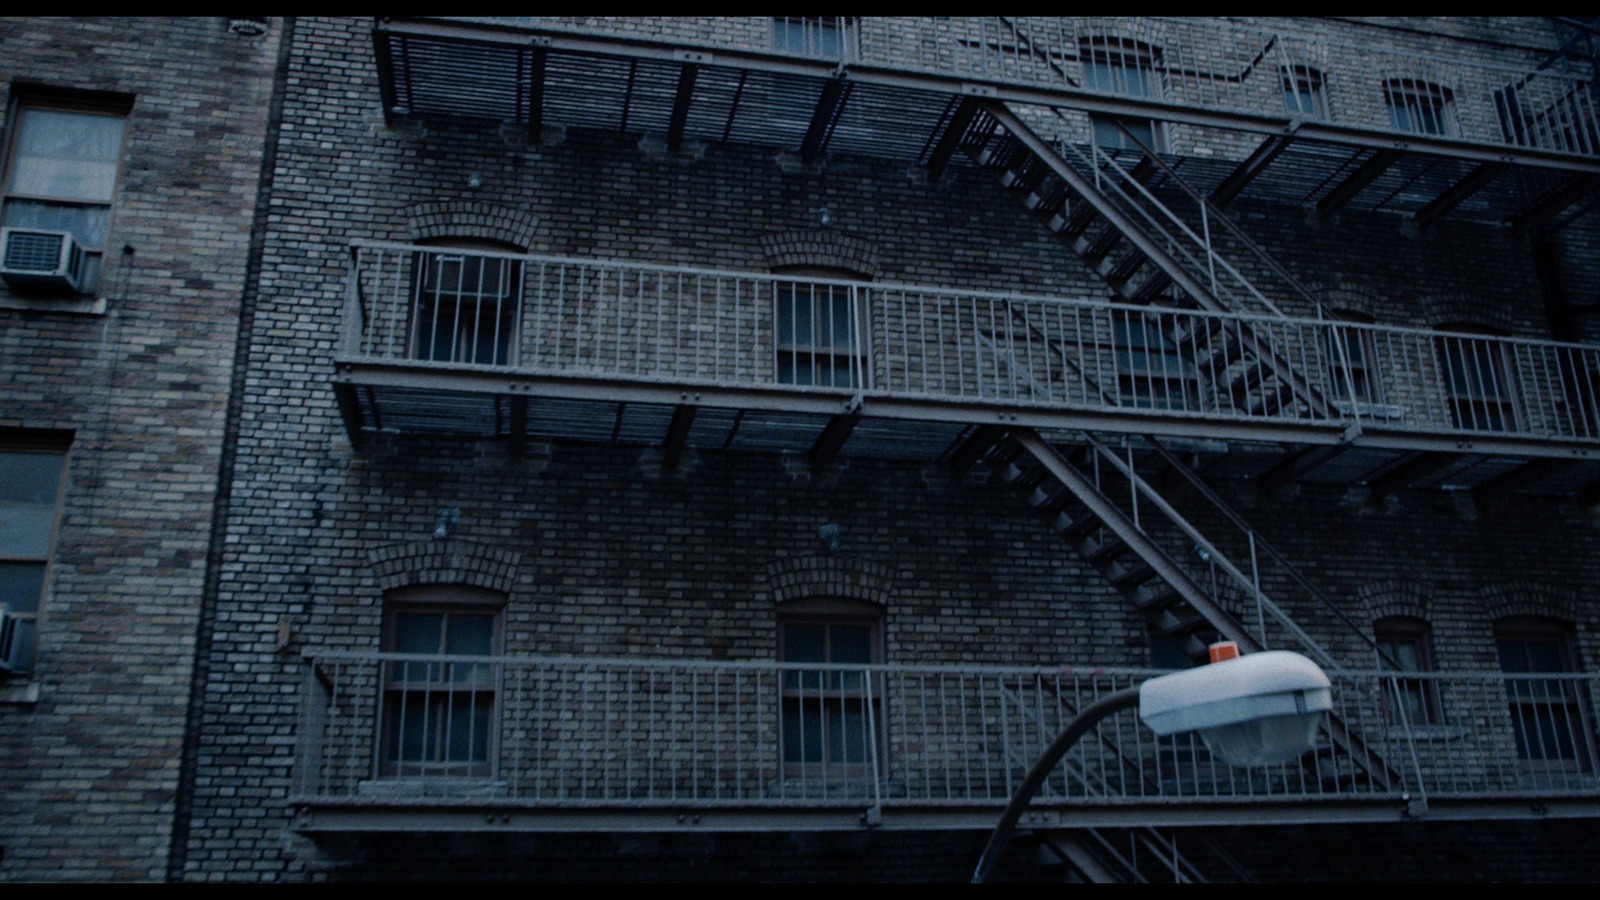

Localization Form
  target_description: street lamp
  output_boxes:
[970,645,1333,883]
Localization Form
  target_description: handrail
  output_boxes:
[295,650,1600,809]
[342,242,1600,447]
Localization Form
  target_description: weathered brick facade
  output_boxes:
[4,16,1600,882]
[0,17,282,880]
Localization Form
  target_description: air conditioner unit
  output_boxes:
[0,607,21,674]
[0,227,86,293]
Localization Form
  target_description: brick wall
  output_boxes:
[0,17,282,880]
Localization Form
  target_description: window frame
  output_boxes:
[1494,616,1596,772]
[1324,310,1383,407]
[1434,324,1520,433]
[771,17,858,61]
[378,585,505,780]
[1079,36,1165,153]
[0,435,70,681]
[1383,78,1457,137]
[409,241,524,368]
[777,598,884,782]
[1281,65,1328,120]
[1373,616,1440,727]
[1,88,134,297]
[1113,310,1196,411]
[772,268,867,390]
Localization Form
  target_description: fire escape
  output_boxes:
[302,17,1600,844]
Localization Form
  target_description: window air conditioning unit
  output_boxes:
[0,227,86,293]
[0,607,20,674]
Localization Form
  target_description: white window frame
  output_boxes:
[1080,36,1164,153]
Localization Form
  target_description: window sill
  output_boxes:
[0,293,108,315]
[357,778,509,801]
[1331,399,1407,420]
[0,679,42,705]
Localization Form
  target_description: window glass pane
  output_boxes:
[0,563,46,614]
[8,109,124,202]
[784,624,826,663]
[1,452,62,558]
[830,625,872,665]
[445,614,494,656]
[1,199,112,248]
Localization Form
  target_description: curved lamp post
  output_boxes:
[971,647,1333,883]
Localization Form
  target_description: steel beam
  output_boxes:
[944,425,1005,475]
[1473,457,1579,505]
[332,382,369,453]
[1510,174,1600,236]
[1258,444,1353,494]
[801,78,850,164]
[1366,452,1460,500]
[1210,133,1293,206]
[925,97,979,183]
[1315,149,1403,216]
[666,63,698,152]
[808,411,861,471]
[662,403,696,469]
[508,396,528,457]
[1412,161,1508,228]
[526,48,546,141]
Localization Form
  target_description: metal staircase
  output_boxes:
[952,99,1340,425]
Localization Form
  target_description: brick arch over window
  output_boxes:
[759,229,879,278]
[763,555,894,609]
[368,539,524,595]
[406,200,539,250]
[1357,579,1431,622]
[1481,581,1580,623]
[1416,292,1518,333]
[1304,284,1385,321]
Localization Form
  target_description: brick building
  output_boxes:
[0,17,283,879]
[4,17,1600,881]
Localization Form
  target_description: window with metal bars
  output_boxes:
[1384,78,1456,136]
[778,599,882,780]
[1080,37,1163,152]
[411,247,521,367]
[1495,617,1594,770]
[1435,325,1517,432]
[380,587,502,778]
[774,276,862,389]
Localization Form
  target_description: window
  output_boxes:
[1114,312,1194,411]
[1435,325,1517,432]
[1325,311,1381,406]
[778,599,882,778]
[1,95,130,293]
[775,277,862,388]
[1384,79,1455,136]
[0,442,68,675]
[1374,617,1438,726]
[1282,65,1328,120]
[411,246,520,367]
[1081,37,1163,152]
[380,587,502,778]
[772,17,857,60]
[1495,617,1594,769]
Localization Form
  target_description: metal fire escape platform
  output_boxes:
[374,17,1600,228]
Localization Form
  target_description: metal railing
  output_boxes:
[295,651,1600,808]
[465,17,1599,158]
[342,242,1600,446]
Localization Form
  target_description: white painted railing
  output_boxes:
[342,242,1600,445]
[295,652,1600,807]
